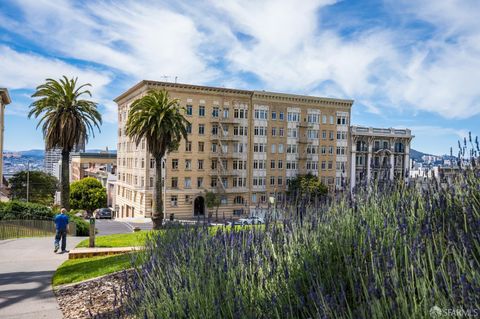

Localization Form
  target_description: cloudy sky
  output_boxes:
[1,0,479,155]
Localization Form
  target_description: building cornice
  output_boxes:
[0,88,11,105]
[114,80,354,109]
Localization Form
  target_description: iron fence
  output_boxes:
[0,219,76,240]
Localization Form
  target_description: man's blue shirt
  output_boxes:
[54,214,69,231]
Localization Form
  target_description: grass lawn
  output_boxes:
[53,253,134,286]
[76,231,150,248]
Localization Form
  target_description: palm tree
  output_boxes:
[126,89,189,229]
[29,76,102,210]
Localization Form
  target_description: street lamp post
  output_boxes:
[26,160,30,202]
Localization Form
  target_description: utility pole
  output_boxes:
[26,160,30,202]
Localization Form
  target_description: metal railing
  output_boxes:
[0,220,76,240]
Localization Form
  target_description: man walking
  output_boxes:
[54,208,69,253]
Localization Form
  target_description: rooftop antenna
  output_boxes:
[175,76,178,83]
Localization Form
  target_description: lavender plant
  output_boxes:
[116,147,480,318]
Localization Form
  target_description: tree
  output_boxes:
[9,171,58,205]
[286,173,328,202]
[70,177,107,213]
[205,191,221,221]
[29,76,102,210]
[126,89,189,229]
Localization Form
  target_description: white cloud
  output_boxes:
[1,0,479,122]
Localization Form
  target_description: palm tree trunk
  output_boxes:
[61,150,70,210]
[153,156,164,229]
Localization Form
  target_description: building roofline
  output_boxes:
[71,152,117,159]
[0,88,12,105]
[114,80,354,107]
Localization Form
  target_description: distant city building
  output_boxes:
[44,140,85,177]
[350,126,413,190]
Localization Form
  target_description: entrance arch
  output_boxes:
[194,196,205,216]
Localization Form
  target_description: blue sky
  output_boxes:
[1,0,479,155]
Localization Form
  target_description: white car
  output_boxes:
[246,216,265,225]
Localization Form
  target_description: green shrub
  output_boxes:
[0,201,89,236]
[0,201,54,220]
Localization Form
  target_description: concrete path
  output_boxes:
[0,236,84,319]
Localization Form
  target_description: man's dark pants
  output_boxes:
[55,229,67,251]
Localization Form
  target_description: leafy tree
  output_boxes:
[286,173,328,202]
[126,89,190,229]
[70,177,107,213]
[9,171,58,205]
[29,76,102,210]
[205,191,221,221]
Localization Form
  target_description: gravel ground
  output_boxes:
[55,270,133,319]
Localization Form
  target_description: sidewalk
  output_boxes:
[0,236,84,319]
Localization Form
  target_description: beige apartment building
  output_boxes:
[350,126,413,190]
[114,81,353,219]
[0,88,11,190]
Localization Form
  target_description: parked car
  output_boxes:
[227,219,249,226]
[94,208,113,219]
[246,216,265,224]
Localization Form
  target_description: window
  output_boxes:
[337,116,348,125]
[234,108,247,119]
[322,130,327,139]
[271,127,277,136]
[172,159,179,170]
[254,109,268,120]
[185,195,192,204]
[211,160,218,170]
[251,194,257,203]
[254,126,267,136]
[307,114,319,123]
[278,160,283,169]
[307,130,319,139]
[199,105,205,117]
[212,107,219,118]
[198,124,205,135]
[184,177,191,189]
[185,159,192,170]
[186,123,192,134]
[287,128,298,138]
[271,111,277,120]
[212,124,219,135]
[234,196,244,204]
[150,177,154,187]
[223,108,229,118]
[329,146,334,154]
[198,159,204,170]
[171,177,178,188]
[278,177,283,185]
[329,131,334,140]
[186,105,193,116]
[271,160,276,169]
[279,128,284,137]
[328,161,333,170]
[198,142,204,152]
[211,177,217,188]
[270,176,275,186]
[141,158,145,168]
[211,142,218,153]
[221,196,228,205]
[287,112,300,122]
[279,112,284,120]
[278,143,284,153]
[197,177,203,188]
[185,141,192,152]
[321,161,326,170]
[329,115,334,125]
[171,195,178,207]
[322,115,327,124]
[271,144,276,153]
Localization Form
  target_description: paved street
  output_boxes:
[94,218,153,235]
[0,236,84,319]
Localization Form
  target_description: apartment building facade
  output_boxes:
[0,88,11,189]
[114,81,353,219]
[350,126,413,190]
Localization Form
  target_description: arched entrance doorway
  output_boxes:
[194,196,205,216]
